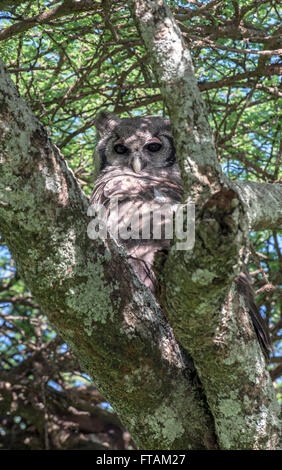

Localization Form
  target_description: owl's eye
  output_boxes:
[114,143,128,154]
[146,142,162,152]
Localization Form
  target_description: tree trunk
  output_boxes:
[0,0,281,449]
[128,0,281,449]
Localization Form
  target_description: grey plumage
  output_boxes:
[90,111,271,360]
[91,112,182,289]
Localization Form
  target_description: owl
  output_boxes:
[90,111,271,359]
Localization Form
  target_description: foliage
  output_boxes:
[0,0,281,449]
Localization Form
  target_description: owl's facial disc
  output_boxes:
[96,115,177,174]
[104,129,172,172]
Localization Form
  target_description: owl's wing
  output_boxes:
[235,271,272,360]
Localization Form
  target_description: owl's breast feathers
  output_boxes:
[90,166,182,289]
[91,166,183,205]
[90,166,271,360]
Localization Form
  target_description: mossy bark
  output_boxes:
[0,0,281,449]
[128,0,281,449]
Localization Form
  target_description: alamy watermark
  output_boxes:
[87,198,195,251]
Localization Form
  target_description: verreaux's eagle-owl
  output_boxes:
[89,111,271,359]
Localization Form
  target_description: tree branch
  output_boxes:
[0,0,27,10]
[233,181,282,231]
[199,64,282,91]
[0,0,98,42]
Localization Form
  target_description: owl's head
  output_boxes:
[94,111,176,174]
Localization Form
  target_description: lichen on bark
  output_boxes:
[128,0,281,449]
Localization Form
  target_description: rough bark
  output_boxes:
[0,0,280,450]
[232,181,282,231]
[0,58,216,450]
[128,0,281,449]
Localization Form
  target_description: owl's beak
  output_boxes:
[131,155,143,173]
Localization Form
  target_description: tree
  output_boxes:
[0,0,281,450]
